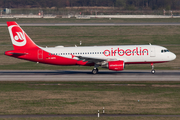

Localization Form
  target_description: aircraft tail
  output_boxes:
[7,21,39,50]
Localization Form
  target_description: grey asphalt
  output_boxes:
[1,23,180,26]
[0,70,179,81]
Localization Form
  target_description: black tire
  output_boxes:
[92,69,98,74]
[151,69,155,74]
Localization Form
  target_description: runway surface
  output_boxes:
[0,70,179,81]
[1,23,180,26]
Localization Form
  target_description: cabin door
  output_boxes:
[150,47,156,57]
[38,49,43,60]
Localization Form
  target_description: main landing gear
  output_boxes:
[92,64,99,74]
[92,68,98,74]
[151,63,155,74]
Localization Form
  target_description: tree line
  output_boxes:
[1,0,180,10]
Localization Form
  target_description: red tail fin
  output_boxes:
[7,21,39,50]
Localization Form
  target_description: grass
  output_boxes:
[0,117,179,120]
[0,25,179,70]
[0,82,180,115]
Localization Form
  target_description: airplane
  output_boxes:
[5,21,176,74]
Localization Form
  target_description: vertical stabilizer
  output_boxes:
[7,21,39,50]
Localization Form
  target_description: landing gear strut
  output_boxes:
[151,63,155,74]
[92,68,98,74]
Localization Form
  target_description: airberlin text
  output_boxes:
[103,47,148,57]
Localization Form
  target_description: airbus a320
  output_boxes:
[5,22,176,74]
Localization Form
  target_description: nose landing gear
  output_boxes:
[151,63,155,74]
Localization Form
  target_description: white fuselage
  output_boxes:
[41,45,176,64]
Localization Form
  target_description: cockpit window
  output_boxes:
[161,49,169,53]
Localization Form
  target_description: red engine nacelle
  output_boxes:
[108,61,125,71]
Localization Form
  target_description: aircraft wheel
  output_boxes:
[92,68,98,74]
[151,69,155,74]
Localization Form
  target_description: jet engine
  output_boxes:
[102,61,125,71]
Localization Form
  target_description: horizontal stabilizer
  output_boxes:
[5,51,27,56]
[10,52,27,55]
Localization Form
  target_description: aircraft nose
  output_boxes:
[171,52,176,61]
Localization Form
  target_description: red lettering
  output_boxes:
[103,47,149,57]
[111,48,113,56]
[104,50,110,56]
[118,48,124,56]
[125,49,131,56]
[136,47,139,56]
[142,49,148,55]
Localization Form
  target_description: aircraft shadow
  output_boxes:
[0,70,179,76]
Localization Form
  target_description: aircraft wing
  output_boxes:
[75,55,117,64]
[76,56,106,63]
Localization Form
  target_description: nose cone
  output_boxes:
[170,52,176,61]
